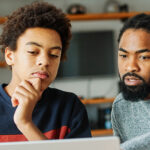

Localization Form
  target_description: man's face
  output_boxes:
[118,29,150,101]
[9,27,62,91]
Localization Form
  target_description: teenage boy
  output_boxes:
[111,13,150,150]
[0,2,91,142]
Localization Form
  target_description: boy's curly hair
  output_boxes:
[0,1,71,61]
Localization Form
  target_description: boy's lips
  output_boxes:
[124,76,143,86]
[31,72,49,79]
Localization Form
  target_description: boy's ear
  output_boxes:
[5,47,15,66]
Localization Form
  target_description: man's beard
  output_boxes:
[119,72,150,102]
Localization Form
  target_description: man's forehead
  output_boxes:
[120,29,150,43]
[119,29,150,52]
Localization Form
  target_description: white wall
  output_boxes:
[0,68,11,84]
[0,0,150,15]
[52,76,119,98]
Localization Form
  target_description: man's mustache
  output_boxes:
[122,72,145,82]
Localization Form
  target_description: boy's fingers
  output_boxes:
[11,94,19,107]
[28,78,41,91]
[12,99,19,107]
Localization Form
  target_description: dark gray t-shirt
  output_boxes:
[111,93,150,150]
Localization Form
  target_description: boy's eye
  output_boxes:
[49,54,59,58]
[27,51,38,55]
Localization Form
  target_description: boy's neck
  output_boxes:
[4,81,17,97]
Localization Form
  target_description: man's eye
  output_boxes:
[139,56,150,60]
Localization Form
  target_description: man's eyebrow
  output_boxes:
[26,42,62,50]
[136,49,150,53]
[119,48,128,53]
[119,48,150,53]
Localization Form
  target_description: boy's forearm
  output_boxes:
[16,121,48,141]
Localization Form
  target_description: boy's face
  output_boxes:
[6,27,62,91]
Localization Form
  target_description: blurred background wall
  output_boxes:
[0,0,149,98]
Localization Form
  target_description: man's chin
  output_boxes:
[120,82,150,102]
[122,91,142,102]
[125,85,142,92]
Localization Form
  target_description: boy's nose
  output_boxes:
[36,54,50,67]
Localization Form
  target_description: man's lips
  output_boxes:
[31,72,49,79]
[124,76,143,86]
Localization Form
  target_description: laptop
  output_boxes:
[0,136,120,150]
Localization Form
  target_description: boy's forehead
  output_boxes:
[15,27,62,51]
[17,28,61,43]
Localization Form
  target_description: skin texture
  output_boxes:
[118,29,150,98]
[4,27,62,140]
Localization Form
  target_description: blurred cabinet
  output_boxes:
[81,98,114,137]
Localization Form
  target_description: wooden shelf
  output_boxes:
[67,11,150,21]
[81,98,114,105]
[1,12,150,24]
[91,129,113,136]
[81,98,114,136]
[0,17,6,24]
[0,61,6,67]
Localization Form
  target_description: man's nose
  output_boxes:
[125,58,140,73]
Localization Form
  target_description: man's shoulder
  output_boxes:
[112,93,129,108]
[112,93,132,122]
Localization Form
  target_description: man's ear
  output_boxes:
[5,47,15,66]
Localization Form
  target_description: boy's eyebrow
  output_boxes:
[50,46,62,51]
[25,41,62,50]
[26,42,42,47]
[119,48,150,53]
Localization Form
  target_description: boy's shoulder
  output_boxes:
[44,87,77,98]
[42,87,80,104]
[0,83,9,98]
[41,87,84,111]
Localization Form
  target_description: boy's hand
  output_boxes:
[11,78,42,127]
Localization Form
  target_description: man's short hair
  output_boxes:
[0,1,71,61]
[118,13,150,42]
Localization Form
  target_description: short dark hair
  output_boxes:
[0,1,71,61]
[118,13,150,42]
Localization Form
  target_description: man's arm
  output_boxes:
[111,104,150,150]
[120,132,150,150]
[111,105,122,139]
